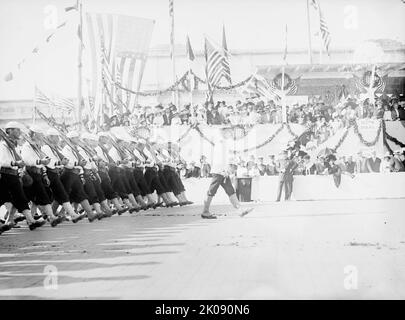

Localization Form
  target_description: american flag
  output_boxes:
[204,38,231,93]
[240,75,280,101]
[311,0,331,56]
[34,87,52,106]
[222,25,232,84]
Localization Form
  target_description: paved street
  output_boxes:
[1,199,405,299]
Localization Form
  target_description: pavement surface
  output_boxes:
[0,199,404,299]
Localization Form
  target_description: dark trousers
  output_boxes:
[133,168,150,196]
[163,166,185,196]
[23,171,53,206]
[91,176,106,203]
[144,167,166,195]
[83,175,100,205]
[125,168,141,196]
[0,173,30,212]
[47,170,70,204]
[60,170,88,204]
[276,174,293,201]
[109,167,128,199]
[99,171,118,200]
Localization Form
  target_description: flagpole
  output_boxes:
[369,64,376,105]
[169,0,178,107]
[188,60,193,107]
[281,65,287,123]
[77,0,83,131]
[306,0,313,64]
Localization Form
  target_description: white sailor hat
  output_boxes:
[46,128,60,136]
[97,131,111,138]
[66,131,79,139]
[81,132,98,141]
[383,152,392,158]
[29,124,45,134]
[5,121,24,130]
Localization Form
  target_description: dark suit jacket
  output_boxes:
[366,157,381,173]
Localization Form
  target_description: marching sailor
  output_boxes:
[60,131,100,222]
[93,133,128,215]
[0,122,46,230]
[79,132,113,218]
[41,128,84,223]
[102,132,142,213]
[20,124,63,227]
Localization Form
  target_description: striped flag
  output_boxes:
[86,13,154,121]
[204,38,231,93]
[53,95,75,112]
[239,75,280,101]
[222,25,231,84]
[311,0,331,56]
[35,87,52,106]
[86,12,117,125]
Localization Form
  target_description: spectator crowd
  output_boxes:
[105,94,405,129]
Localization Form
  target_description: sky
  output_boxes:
[0,0,404,100]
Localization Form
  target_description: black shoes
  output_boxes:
[28,219,47,231]
[72,214,85,223]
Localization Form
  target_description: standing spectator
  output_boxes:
[345,155,356,174]
[380,153,393,173]
[266,155,277,175]
[163,107,172,126]
[355,151,369,173]
[303,155,316,175]
[257,157,267,176]
[153,110,164,126]
[366,150,381,173]
[392,149,405,172]
[200,155,211,178]
[373,100,385,119]
[390,98,404,121]
[383,104,393,121]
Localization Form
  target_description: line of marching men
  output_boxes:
[0,121,193,235]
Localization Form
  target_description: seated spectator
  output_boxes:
[380,153,392,173]
[314,156,326,174]
[355,151,369,173]
[171,112,182,125]
[237,160,248,177]
[266,155,277,175]
[345,155,356,174]
[391,98,405,121]
[303,155,316,175]
[366,150,381,173]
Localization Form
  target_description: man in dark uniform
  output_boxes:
[275,150,298,201]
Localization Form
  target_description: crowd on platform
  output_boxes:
[181,147,405,180]
[106,94,405,129]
